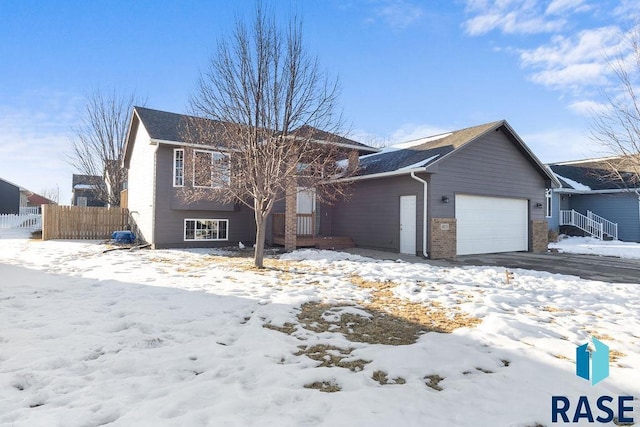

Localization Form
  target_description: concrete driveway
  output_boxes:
[345,248,640,284]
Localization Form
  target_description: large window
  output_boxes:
[545,189,552,218]
[173,149,184,187]
[184,219,229,241]
[193,150,230,188]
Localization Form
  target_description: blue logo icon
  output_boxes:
[576,337,609,386]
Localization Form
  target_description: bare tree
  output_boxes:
[69,89,141,206]
[590,29,640,185]
[39,186,60,204]
[182,5,355,268]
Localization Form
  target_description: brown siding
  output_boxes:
[329,175,425,253]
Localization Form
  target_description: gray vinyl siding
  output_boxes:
[329,175,425,253]
[0,179,20,214]
[567,193,640,242]
[428,129,547,221]
[153,144,256,248]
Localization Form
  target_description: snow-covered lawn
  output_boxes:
[1,232,639,426]
[550,235,640,259]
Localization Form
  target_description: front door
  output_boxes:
[399,195,416,255]
[297,187,316,236]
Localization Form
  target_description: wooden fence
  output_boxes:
[42,205,129,240]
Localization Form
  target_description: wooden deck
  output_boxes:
[272,235,355,250]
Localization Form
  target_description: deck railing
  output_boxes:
[272,213,315,236]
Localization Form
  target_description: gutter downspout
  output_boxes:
[410,171,428,258]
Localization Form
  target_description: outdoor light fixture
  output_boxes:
[536,202,543,208]
[441,196,450,203]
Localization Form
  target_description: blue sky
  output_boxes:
[1,0,639,204]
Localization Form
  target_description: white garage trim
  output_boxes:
[456,194,528,256]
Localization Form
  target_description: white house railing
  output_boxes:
[560,209,608,240]
[587,210,618,240]
[0,213,42,230]
[19,206,40,215]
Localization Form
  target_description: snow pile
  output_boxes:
[0,239,638,426]
[550,235,640,259]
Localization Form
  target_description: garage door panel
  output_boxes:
[456,195,528,256]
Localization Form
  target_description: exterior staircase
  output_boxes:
[560,210,618,240]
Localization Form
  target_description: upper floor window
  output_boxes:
[545,189,552,218]
[193,150,230,188]
[173,149,184,187]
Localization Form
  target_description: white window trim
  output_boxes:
[173,148,184,187]
[184,218,229,241]
[545,189,552,218]
[192,149,230,188]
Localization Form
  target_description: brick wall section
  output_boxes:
[430,218,457,259]
[284,177,297,251]
[530,219,548,253]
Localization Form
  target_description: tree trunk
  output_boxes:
[254,211,268,269]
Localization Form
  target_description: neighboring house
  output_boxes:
[123,107,556,258]
[72,174,106,207]
[547,158,640,242]
[26,192,56,211]
[0,178,55,214]
[0,178,20,214]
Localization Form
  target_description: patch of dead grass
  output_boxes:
[610,349,625,363]
[424,374,444,391]
[263,322,297,335]
[586,331,615,342]
[295,344,370,371]
[293,275,481,346]
[372,370,406,385]
[351,275,481,334]
[303,380,341,393]
[298,302,426,345]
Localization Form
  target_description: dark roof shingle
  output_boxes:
[356,121,503,176]
[549,162,639,191]
[134,107,376,153]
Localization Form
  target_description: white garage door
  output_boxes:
[455,195,528,256]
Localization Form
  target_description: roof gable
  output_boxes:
[353,120,557,185]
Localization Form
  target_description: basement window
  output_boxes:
[184,219,229,241]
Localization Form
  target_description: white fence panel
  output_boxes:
[0,214,42,230]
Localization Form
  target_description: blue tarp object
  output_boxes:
[111,230,136,244]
